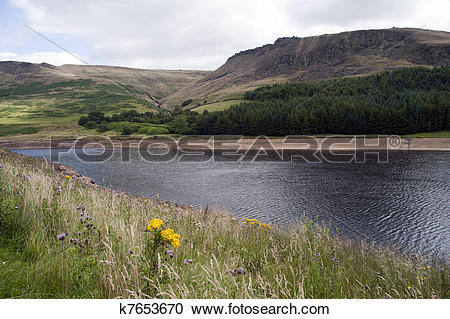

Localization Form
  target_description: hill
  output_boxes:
[163,28,450,110]
[0,61,208,137]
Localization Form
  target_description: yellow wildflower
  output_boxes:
[245,218,272,230]
[171,238,181,248]
[245,218,258,225]
[161,228,174,240]
[408,286,412,290]
[160,229,181,248]
[148,218,163,231]
[65,175,72,180]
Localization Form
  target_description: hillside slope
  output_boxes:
[0,62,208,137]
[0,62,209,104]
[163,28,450,109]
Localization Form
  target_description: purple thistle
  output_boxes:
[14,205,19,210]
[188,259,193,263]
[57,233,67,241]
[229,267,246,275]
[84,238,89,245]
[184,259,188,265]
[77,231,81,236]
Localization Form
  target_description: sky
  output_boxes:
[0,0,449,70]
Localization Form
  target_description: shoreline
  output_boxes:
[1,136,449,151]
[1,149,204,211]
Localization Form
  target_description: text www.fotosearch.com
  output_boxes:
[192,302,329,315]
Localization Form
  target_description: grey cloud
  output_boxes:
[10,0,450,69]
[283,0,418,27]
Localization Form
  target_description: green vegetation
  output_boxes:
[2,67,450,139]
[0,124,40,136]
[77,110,170,135]
[109,122,169,135]
[0,149,448,298]
[201,67,449,135]
[181,99,194,107]
[0,79,153,115]
[77,67,450,137]
[0,79,157,138]
[192,99,244,113]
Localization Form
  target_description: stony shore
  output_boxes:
[1,137,449,151]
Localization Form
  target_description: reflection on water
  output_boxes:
[12,148,450,257]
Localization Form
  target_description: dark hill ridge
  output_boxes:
[163,28,450,108]
[0,61,57,74]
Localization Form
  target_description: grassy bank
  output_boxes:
[0,149,448,298]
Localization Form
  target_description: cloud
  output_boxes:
[8,0,450,69]
[0,51,83,65]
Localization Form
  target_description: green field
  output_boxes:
[0,149,448,298]
[192,99,244,113]
[0,79,160,139]
[106,122,169,135]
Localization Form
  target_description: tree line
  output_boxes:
[79,67,450,135]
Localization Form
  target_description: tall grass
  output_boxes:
[0,149,448,298]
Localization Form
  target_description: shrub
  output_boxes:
[121,124,135,135]
[96,123,110,133]
[78,116,89,126]
[85,121,97,129]
[181,99,193,107]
